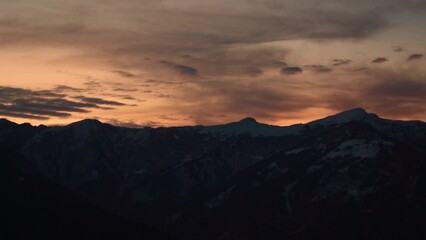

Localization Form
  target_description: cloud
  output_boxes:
[306,65,333,73]
[245,67,263,77]
[332,59,352,66]
[281,66,303,75]
[113,88,138,92]
[0,1,391,76]
[392,46,404,52]
[323,69,426,119]
[175,79,315,124]
[159,61,198,76]
[0,110,49,120]
[351,67,368,72]
[54,85,84,93]
[155,93,172,98]
[112,70,138,78]
[72,96,126,106]
[0,86,126,120]
[84,80,102,88]
[371,57,388,64]
[407,54,423,62]
[182,47,289,77]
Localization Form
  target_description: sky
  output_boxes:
[0,0,426,127]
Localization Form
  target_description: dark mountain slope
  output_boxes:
[1,108,426,239]
[0,146,173,240]
[168,121,426,239]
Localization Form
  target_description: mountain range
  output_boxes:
[1,108,426,240]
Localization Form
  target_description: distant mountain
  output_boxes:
[1,108,426,240]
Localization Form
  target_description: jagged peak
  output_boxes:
[19,122,33,127]
[0,118,18,126]
[0,118,12,123]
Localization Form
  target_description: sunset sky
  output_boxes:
[1,0,426,127]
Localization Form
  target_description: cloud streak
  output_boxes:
[0,86,127,120]
[281,66,303,75]
[159,61,198,76]
[333,59,352,66]
[371,57,388,64]
[306,65,333,73]
[112,70,138,78]
[407,54,423,62]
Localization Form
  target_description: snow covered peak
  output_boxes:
[308,108,374,126]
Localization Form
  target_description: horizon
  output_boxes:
[1,107,424,128]
[1,1,425,127]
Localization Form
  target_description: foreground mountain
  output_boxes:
[0,142,173,239]
[1,108,426,239]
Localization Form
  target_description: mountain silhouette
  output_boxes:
[1,108,426,240]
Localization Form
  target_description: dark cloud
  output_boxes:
[121,96,137,100]
[245,67,263,77]
[281,66,303,75]
[0,86,126,120]
[0,110,49,120]
[72,96,126,106]
[272,61,288,68]
[306,65,333,73]
[54,85,84,93]
[113,88,138,92]
[407,54,423,62]
[84,80,102,88]
[332,59,352,66]
[351,67,368,72]
[392,46,404,52]
[112,70,138,78]
[159,61,198,76]
[155,93,172,98]
[371,57,388,64]
[182,47,288,77]
[0,87,65,99]
[144,79,184,85]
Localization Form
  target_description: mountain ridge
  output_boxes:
[2,108,426,239]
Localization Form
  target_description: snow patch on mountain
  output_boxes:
[324,139,380,160]
[267,162,288,180]
[308,108,376,126]
[285,147,306,155]
[306,164,323,173]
